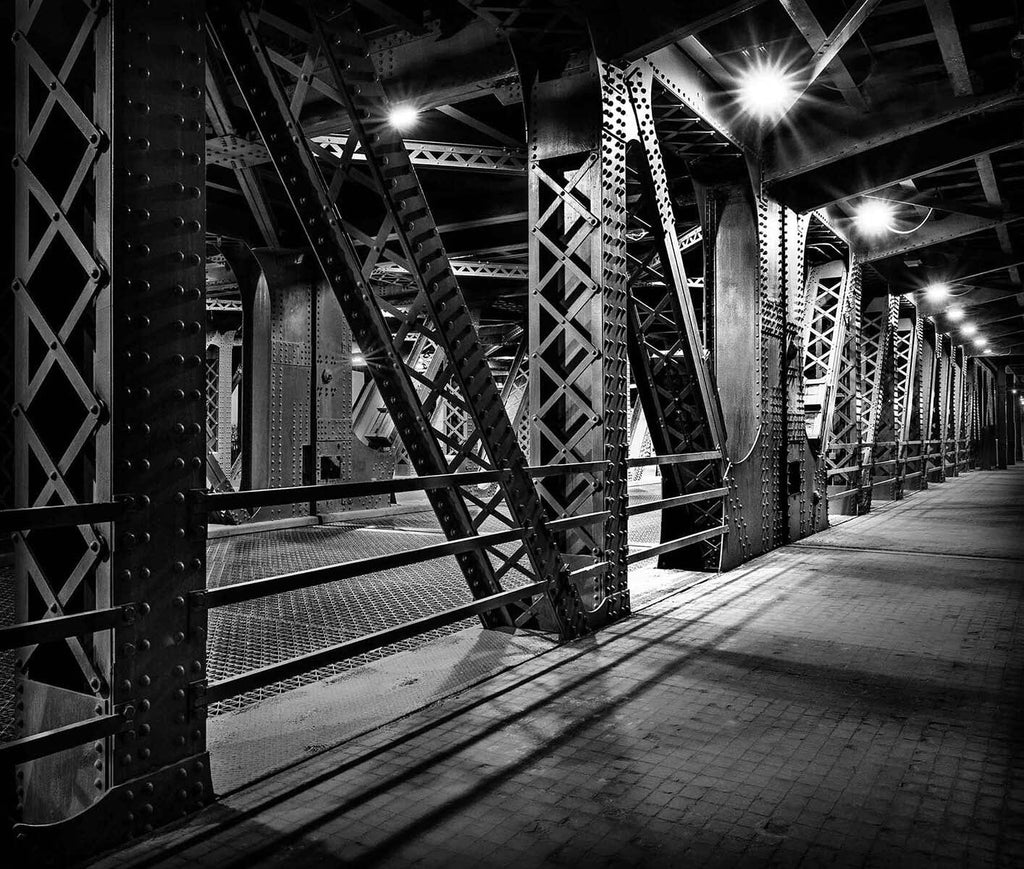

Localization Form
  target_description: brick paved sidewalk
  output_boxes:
[90,468,1024,868]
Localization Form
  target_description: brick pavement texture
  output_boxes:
[89,467,1024,869]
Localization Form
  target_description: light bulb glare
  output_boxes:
[960,323,977,336]
[946,305,964,321]
[924,282,949,302]
[737,63,795,118]
[854,200,895,236]
[388,105,419,130]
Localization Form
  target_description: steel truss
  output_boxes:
[784,213,815,539]
[623,66,728,570]
[527,60,631,622]
[11,0,210,859]
[861,296,899,501]
[206,0,587,638]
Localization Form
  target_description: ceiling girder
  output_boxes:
[766,90,1022,184]
[770,109,1024,212]
[857,213,1024,263]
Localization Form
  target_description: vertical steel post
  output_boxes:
[528,59,630,624]
[13,0,210,860]
[996,366,1009,469]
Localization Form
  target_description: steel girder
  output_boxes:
[861,296,900,501]
[622,66,728,571]
[12,0,211,859]
[784,212,815,539]
[527,60,630,625]
[206,1,585,637]
[207,132,529,175]
[802,261,853,447]
[860,297,898,442]
[919,319,939,485]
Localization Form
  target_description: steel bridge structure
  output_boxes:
[3,0,1024,862]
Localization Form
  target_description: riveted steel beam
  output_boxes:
[528,58,631,628]
[769,109,1024,213]
[12,1,211,861]
[623,64,728,571]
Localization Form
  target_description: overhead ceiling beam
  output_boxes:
[777,0,869,111]
[767,0,883,127]
[941,287,1024,308]
[583,0,769,62]
[924,0,1023,288]
[769,109,1024,212]
[864,185,1020,221]
[857,213,1024,262]
[766,89,1021,183]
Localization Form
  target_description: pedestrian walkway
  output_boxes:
[90,467,1024,868]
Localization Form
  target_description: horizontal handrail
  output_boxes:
[199,511,609,609]
[826,464,860,476]
[627,451,721,469]
[203,580,549,705]
[870,476,898,489]
[829,488,860,500]
[626,525,727,565]
[0,605,134,652]
[0,498,129,534]
[626,487,729,517]
[0,713,127,766]
[197,461,608,512]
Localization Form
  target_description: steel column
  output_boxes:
[623,66,728,570]
[12,0,210,860]
[528,59,630,625]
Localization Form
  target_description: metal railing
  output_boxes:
[0,501,137,767]
[623,452,727,565]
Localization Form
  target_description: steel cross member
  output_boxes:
[207,0,585,637]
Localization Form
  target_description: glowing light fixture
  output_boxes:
[737,62,795,118]
[946,305,964,321]
[984,348,993,354]
[973,337,988,348]
[387,105,419,130]
[854,199,896,236]
[924,282,949,302]
[960,323,977,337]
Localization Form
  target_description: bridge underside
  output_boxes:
[2,0,1024,863]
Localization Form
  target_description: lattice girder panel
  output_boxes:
[13,1,212,860]
[866,296,900,498]
[784,211,814,539]
[801,260,851,446]
[207,1,587,636]
[622,65,727,570]
[860,296,897,442]
[529,59,630,626]
[892,301,920,444]
[823,258,863,513]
